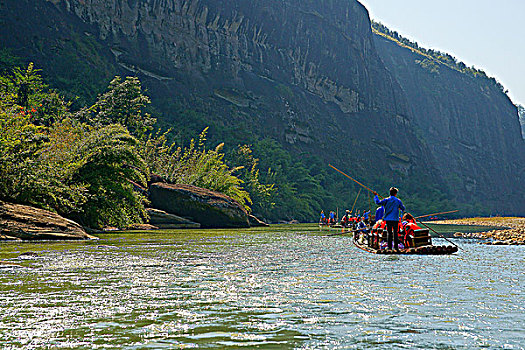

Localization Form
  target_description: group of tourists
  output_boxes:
[366,186,428,251]
[319,210,337,225]
[319,209,371,228]
[322,186,420,252]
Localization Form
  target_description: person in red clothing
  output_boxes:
[401,213,419,247]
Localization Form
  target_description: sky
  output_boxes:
[357,0,525,107]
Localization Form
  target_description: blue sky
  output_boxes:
[358,0,525,107]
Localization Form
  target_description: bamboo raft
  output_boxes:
[353,239,458,255]
[353,224,458,255]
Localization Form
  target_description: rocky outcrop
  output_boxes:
[374,35,525,214]
[0,201,96,240]
[149,183,250,228]
[39,0,438,183]
[146,208,201,229]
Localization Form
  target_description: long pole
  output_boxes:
[368,190,371,216]
[411,214,464,251]
[415,210,459,220]
[329,164,383,198]
[350,188,362,214]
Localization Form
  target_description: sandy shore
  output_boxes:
[429,217,525,245]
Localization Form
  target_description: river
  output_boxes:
[1,224,523,349]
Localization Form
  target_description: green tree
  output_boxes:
[231,145,276,217]
[77,76,156,138]
[70,124,149,228]
[1,66,150,228]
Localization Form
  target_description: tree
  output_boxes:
[76,76,156,138]
[231,145,276,217]
[70,124,149,228]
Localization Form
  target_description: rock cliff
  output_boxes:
[1,0,523,215]
[44,0,435,170]
[374,34,525,213]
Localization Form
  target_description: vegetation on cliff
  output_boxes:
[371,21,508,94]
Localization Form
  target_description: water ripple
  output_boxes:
[0,227,523,349]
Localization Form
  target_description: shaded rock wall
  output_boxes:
[47,0,437,180]
[374,35,525,213]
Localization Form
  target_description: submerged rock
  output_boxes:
[0,201,96,240]
[149,183,250,228]
[125,223,160,231]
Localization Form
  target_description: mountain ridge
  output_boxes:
[1,0,523,217]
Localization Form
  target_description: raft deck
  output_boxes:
[354,240,458,255]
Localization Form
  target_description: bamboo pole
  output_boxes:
[329,164,383,198]
[350,188,362,214]
[415,210,459,220]
[411,215,464,251]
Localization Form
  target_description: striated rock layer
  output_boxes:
[43,0,438,179]
[0,201,96,240]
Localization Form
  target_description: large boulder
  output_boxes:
[149,183,250,228]
[0,201,96,240]
[146,208,201,229]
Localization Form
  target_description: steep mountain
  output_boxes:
[373,25,525,214]
[1,0,523,217]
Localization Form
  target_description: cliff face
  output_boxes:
[519,105,525,139]
[1,0,523,215]
[39,0,437,181]
[375,35,525,213]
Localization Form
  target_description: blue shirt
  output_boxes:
[375,206,384,221]
[364,211,370,220]
[374,195,405,221]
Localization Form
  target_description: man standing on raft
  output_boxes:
[373,187,405,251]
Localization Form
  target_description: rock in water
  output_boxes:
[0,201,96,240]
[149,183,250,228]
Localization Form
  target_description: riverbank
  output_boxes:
[430,217,525,245]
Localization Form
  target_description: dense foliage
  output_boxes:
[0,64,280,226]
[0,65,150,228]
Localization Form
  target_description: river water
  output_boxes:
[1,224,523,349]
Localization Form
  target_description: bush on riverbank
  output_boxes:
[0,64,274,228]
